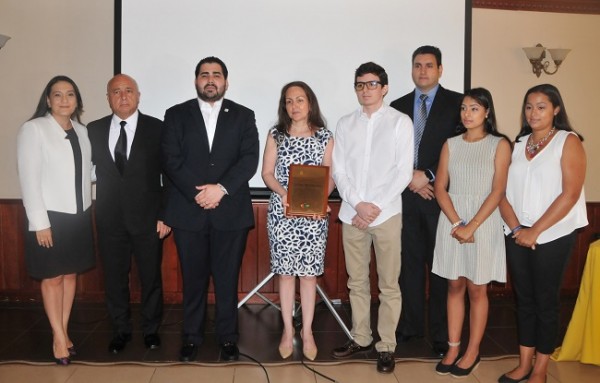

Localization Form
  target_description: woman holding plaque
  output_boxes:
[262,81,334,360]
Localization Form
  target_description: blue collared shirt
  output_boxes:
[413,84,440,118]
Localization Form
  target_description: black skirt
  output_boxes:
[24,208,95,280]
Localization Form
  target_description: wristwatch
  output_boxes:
[424,169,435,183]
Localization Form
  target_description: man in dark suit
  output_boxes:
[161,56,259,362]
[88,74,170,353]
[390,46,463,357]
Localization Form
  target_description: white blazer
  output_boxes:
[17,114,92,231]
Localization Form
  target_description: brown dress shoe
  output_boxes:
[331,340,372,359]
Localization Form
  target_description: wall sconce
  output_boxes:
[0,34,11,50]
[522,44,570,77]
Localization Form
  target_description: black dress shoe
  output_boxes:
[220,342,239,361]
[432,341,449,357]
[144,333,161,349]
[179,343,198,362]
[450,355,480,378]
[498,369,532,383]
[331,340,373,359]
[376,351,395,374]
[108,333,132,354]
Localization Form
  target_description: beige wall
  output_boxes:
[472,8,600,200]
[0,3,598,200]
[0,0,113,198]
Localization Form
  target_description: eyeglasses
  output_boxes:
[354,81,382,91]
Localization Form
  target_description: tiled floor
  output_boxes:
[0,297,597,382]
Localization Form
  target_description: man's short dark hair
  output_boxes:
[354,62,388,86]
[195,56,229,79]
[412,45,442,67]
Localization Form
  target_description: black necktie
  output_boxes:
[115,120,127,175]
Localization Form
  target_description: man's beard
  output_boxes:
[196,84,225,102]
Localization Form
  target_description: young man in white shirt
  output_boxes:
[330,62,413,373]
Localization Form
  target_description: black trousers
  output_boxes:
[98,225,163,336]
[506,231,576,355]
[174,225,248,345]
[398,208,448,342]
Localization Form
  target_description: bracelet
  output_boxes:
[451,219,465,229]
[511,225,522,235]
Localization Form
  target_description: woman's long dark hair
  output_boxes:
[456,87,510,142]
[29,75,84,123]
[516,83,582,142]
[274,81,326,137]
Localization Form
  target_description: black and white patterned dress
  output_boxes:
[267,126,333,276]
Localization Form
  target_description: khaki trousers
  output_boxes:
[342,213,402,352]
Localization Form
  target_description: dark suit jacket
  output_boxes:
[390,85,462,214]
[161,98,259,231]
[88,112,165,235]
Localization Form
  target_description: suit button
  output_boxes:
[210,163,215,166]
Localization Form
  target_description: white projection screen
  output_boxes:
[120,0,469,190]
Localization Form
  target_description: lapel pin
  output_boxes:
[224,108,229,112]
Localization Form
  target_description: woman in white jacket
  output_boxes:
[17,75,94,365]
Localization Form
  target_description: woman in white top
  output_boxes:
[499,84,587,383]
[17,76,94,365]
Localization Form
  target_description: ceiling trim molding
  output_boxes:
[473,0,600,15]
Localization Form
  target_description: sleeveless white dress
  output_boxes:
[432,134,506,284]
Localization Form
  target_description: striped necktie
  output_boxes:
[413,94,428,167]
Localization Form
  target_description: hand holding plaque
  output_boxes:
[287,164,329,217]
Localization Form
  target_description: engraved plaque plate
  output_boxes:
[287,164,329,217]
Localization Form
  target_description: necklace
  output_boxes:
[526,127,555,157]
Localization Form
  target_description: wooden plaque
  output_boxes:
[287,164,329,217]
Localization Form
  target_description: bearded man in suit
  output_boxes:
[88,74,170,354]
[161,56,259,362]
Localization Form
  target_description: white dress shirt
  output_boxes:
[109,110,139,159]
[333,104,414,226]
[198,98,223,150]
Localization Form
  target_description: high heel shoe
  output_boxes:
[278,329,294,359]
[303,345,318,361]
[53,341,71,365]
[435,353,462,375]
[67,345,77,357]
[279,345,293,359]
[450,355,480,378]
[301,329,317,361]
[498,369,532,383]
[435,340,461,375]
[54,356,71,366]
